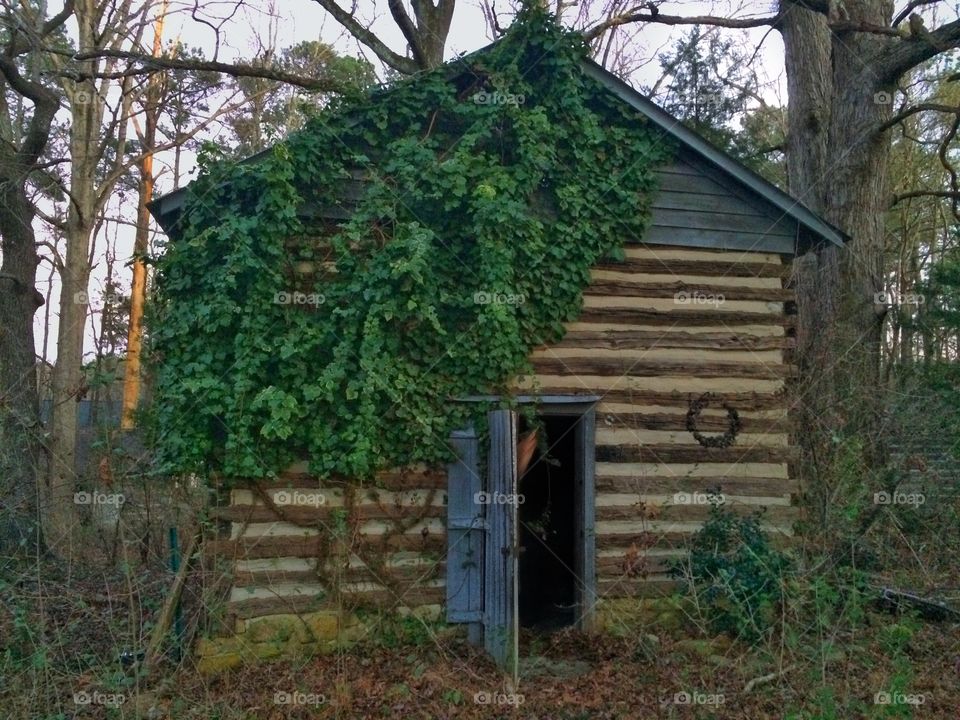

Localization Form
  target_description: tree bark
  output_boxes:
[46,0,104,555]
[0,15,66,558]
[0,186,46,557]
[782,0,895,525]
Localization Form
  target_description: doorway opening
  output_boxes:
[517,414,579,631]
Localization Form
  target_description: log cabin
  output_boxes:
[149,34,846,673]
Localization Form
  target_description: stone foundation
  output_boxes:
[196,610,363,672]
[196,605,445,672]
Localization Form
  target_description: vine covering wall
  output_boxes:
[148,9,673,481]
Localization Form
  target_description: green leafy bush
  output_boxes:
[679,503,793,640]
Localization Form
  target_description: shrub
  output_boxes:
[678,503,793,640]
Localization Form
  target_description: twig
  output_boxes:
[743,664,795,693]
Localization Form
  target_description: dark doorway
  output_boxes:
[517,414,579,631]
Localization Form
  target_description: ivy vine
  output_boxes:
[148,8,674,482]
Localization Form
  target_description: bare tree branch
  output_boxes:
[388,0,428,68]
[583,10,779,41]
[877,18,960,84]
[5,0,76,57]
[893,0,940,27]
[44,47,360,92]
[892,189,960,205]
[0,55,60,166]
[878,102,959,132]
[308,0,420,74]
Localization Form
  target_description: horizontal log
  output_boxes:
[206,533,445,560]
[521,375,787,396]
[621,245,783,263]
[584,280,793,302]
[582,295,781,314]
[595,474,797,496]
[596,427,788,448]
[596,577,679,599]
[229,487,442,509]
[591,269,784,292]
[577,307,794,327]
[596,554,680,576]
[224,468,447,491]
[212,504,445,524]
[596,531,796,551]
[596,532,695,549]
[593,259,791,278]
[233,563,444,589]
[228,586,445,619]
[595,444,799,464]
[227,593,329,620]
[552,389,788,410]
[595,503,799,523]
[554,329,794,351]
[531,357,797,379]
[597,412,792,433]
[534,346,785,365]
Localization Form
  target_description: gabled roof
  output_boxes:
[150,49,847,251]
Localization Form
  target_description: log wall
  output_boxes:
[211,243,800,627]
[209,465,447,622]
[520,242,800,599]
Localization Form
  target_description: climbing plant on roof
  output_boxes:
[147,7,674,481]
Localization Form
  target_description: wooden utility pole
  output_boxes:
[121,1,167,429]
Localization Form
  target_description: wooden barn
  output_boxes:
[149,34,845,673]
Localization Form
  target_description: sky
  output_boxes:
[36,0,788,364]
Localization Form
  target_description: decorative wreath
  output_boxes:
[686,392,742,448]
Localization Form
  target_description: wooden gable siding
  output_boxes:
[646,151,800,255]
[516,242,799,599]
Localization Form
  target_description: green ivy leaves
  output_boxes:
[148,7,673,482]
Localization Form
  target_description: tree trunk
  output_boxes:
[45,0,103,555]
[0,186,45,557]
[782,0,894,538]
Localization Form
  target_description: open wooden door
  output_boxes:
[484,409,519,681]
[446,428,484,646]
